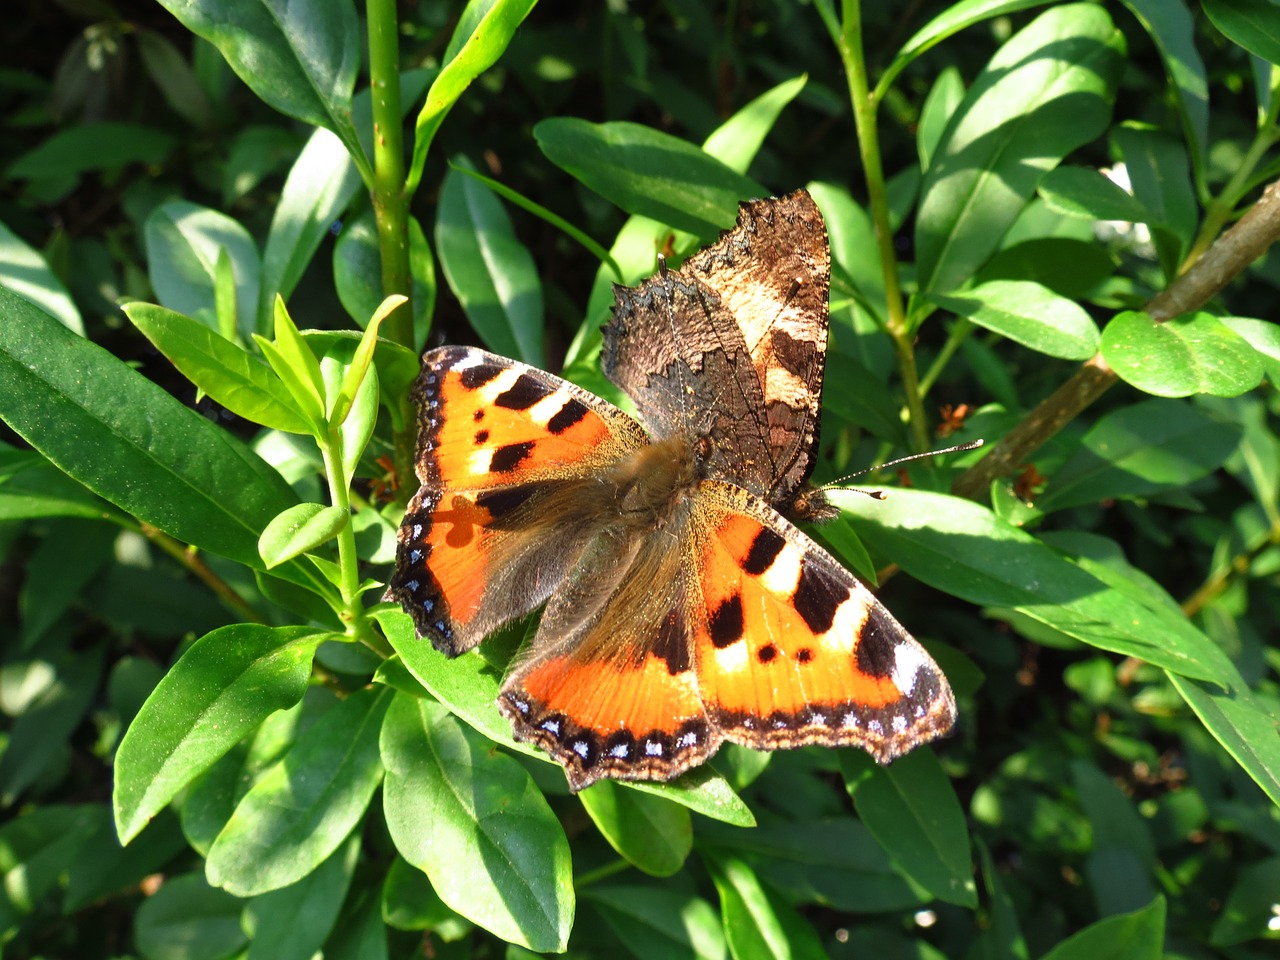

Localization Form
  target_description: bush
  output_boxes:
[2,1,1279,958]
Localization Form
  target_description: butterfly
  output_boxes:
[386,189,955,792]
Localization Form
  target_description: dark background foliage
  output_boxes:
[2,2,1280,959]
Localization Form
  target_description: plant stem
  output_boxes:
[321,433,385,654]
[137,521,268,624]
[366,0,414,349]
[832,0,930,453]
[953,178,1280,500]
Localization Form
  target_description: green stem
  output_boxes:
[366,0,414,349]
[918,318,972,399]
[1180,65,1280,272]
[321,434,385,654]
[831,0,930,452]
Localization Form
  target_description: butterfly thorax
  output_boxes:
[608,436,700,532]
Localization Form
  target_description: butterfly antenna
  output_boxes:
[820,439,985,499]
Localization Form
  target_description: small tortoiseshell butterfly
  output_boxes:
[387,189,955,791]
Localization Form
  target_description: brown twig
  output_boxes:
[952,179,1280,501]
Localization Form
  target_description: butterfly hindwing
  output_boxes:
[690,482,956,762]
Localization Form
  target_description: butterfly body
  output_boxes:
[388,191,955,791]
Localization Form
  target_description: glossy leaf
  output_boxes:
[916,4,1125,293]
[1171,673,1280,808]
[242,833,359,960]
[124,303,311,433]
[845,749,977,908]
[704,855,827,960]
[835,488,1231,683]
[1221,315,1280,384]
[1039,895,1166,960]
[380,693,573,952]
[697,818,921,912]
[155,0,361,139]
[0,219,82,333]
[6,121,175,182]
[1209,857,1280,945]
[701,74,807,175]
[334,210,433,345]
[114,625,326,843]
[407,0,539,193]
[1037,166,1156,223]
[1037,398,1243,512]
[929,280,1100,360]
[0,289,301,568]
[374,609,756,826]
[1123,0,1209,177]
[144,200,262,335]
[436,161,545,367]
[584,886,725,960]
[878,0,1053,97]
[579,780,692,877]
[133,871,248,960]
[1114,124,1197,276]
[1101,310,1264,398]
[205,686,390,896]
[259,127,362,332]
[258,503,348,568]
[535,117,761,236]
[1203,0,1280,67]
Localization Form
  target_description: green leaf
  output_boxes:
[697,818,920,911]
[877,0,1055,98]
[113,625,326,844]
[380,693,573,953]
[1071,761,1157,915]
[834,488,1231,683]
[918,66,965,173]
[258,503,348,567]
[0,220,82,333]
[0,289,301,569]
[1114,124,1197,277]
[1122,0,1209,178]
[1039,895,1165,960]
[0,647,101,805]
[0,806,104,930]
[584,886,725,960]
[535,117,761,236]
[374,609,755,826]
[243,832,360,960]
[125,303,311,433]
[1102,310,1265,398]
[133,871,248,960]
[704,855,827,960]
[1221,315,1280,384]
[916,4,1125,293]
[436,161,545,367]
[155,0,361,141]
[928,280,1100,360]
[144,200,262,337]
[977,238,1118,299]
[257,298,327,426]
[260,127,363,332]
[845,749,977,908]
[1210,857,1280,945]
[701,74,807,175]
[333,210,433,346]
[579,780,692,877]
[205,686,391,896]
[1171,673,1280,809]
[1037,166,1156,223]
[1037,398,1243,512]
[407,0,539,194]
[332,295,401,428]
[1203,0,1280,67]
[6,121,175,182]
